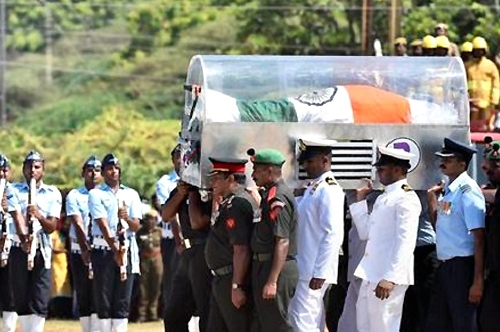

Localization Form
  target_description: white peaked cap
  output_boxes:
[378,146,415,161]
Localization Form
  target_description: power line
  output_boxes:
[6,1,500,11]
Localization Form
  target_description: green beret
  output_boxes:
[247,148,286,166]
[485,141,500,161]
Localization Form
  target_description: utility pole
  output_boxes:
[0,0,6,127]
[44,1,52,84]
[361,0,373,55]
[388,0,403,54]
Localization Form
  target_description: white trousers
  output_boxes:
[338,278,362,332]
[1,311,17,332]
[356,280,408,332]
[288,280,329,332]
[18,315,45,332]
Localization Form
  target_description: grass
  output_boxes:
[11,319,164,331]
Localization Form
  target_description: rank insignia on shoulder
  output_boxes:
[460,184,471,194]
[310,182,321,194]
[401,184,413,192]
[326,177,337,186]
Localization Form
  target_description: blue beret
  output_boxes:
[102,153,119,167]
[83,155,101,169]
[0,154,10,168]
[24,150,44,163]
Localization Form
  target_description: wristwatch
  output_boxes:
[232,283,242,290]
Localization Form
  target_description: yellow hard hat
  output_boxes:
[410,39,423,47]
[460,41,473,53]
[472,36,488,50]
[422,35,437,49]
[436,35,450,49]
[394,37,407,45]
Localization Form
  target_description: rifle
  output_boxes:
[0,179,9,267]
[117,199,127,282]
[27,178,37,271]
[87,212,94,280]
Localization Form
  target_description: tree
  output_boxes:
[124,0,218,58]
[235,0,357,55]
[7,0,117,52]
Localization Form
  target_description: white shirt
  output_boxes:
[350,179,421,285]
[296,171,345,283]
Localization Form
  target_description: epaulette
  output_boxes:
[460,184,472,194]
[326,177,337,186]
[401,184,413,192]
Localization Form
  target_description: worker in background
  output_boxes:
[422,35,437,56]
[435,36,450,57]
[410,39,423,56]
[460,42,473,64]
[466,36,500,131]
[394,37,407,56]
[434,23,460,56]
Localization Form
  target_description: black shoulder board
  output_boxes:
[460,184,471,194]
[326,177,337,186]
[401,184,413,192]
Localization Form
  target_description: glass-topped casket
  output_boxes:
[180,55,469,190]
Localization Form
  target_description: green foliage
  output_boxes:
[0,107,180,197]
[124,0,218,57]
[7,0,116,52]
[236,0,355,55]
[402,0,500,52]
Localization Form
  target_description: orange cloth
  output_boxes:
[345,85,411,123]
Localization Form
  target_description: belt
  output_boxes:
[183,238,206,249]
[253,253,273,262]
[252,253,296,262]
[210,265,233,277]
[439,255,474,264]
[11,240,41,249]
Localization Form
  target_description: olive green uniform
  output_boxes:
[205,188,258,332]
[251,180,299,332]
[136,225,163,321]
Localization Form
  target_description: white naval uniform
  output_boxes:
[349,179,420,332]
[288,171,345,332]
[338,190,381,332]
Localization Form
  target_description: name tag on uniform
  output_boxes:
[253,209,262,223]
[438,200,452,215]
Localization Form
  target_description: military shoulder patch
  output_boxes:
[225,218,236,229]
[460,184,472,194]
[266,186,277,202]
[401,184,413,192]
[326,177,337,186]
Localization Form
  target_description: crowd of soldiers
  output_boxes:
[393,22,500,132]
[0,131,497,332]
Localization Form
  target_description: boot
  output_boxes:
[2,311,18,332]
[111,318,128,332]
[18,315,31,332]
[80,316,90,332]
[99,318,111,331]
[90,313,100,332]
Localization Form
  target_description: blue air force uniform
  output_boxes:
[426,138,486,332]
[7,151,62,332]
[0,155,18,332]
[65,155,101,331]
[88,154,142,331]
